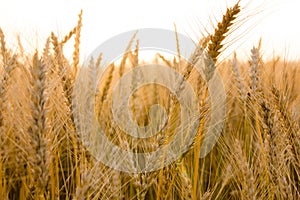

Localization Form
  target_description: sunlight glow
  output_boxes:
[0,0,299,61]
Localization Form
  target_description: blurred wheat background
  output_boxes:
[0,1,299,199]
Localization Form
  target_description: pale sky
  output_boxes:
[0,0,299,62]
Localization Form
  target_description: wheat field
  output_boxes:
[0,1,299,200]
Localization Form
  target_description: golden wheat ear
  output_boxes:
[207,1,241,63]
[0,28,10,66]
[73,10,83,77]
